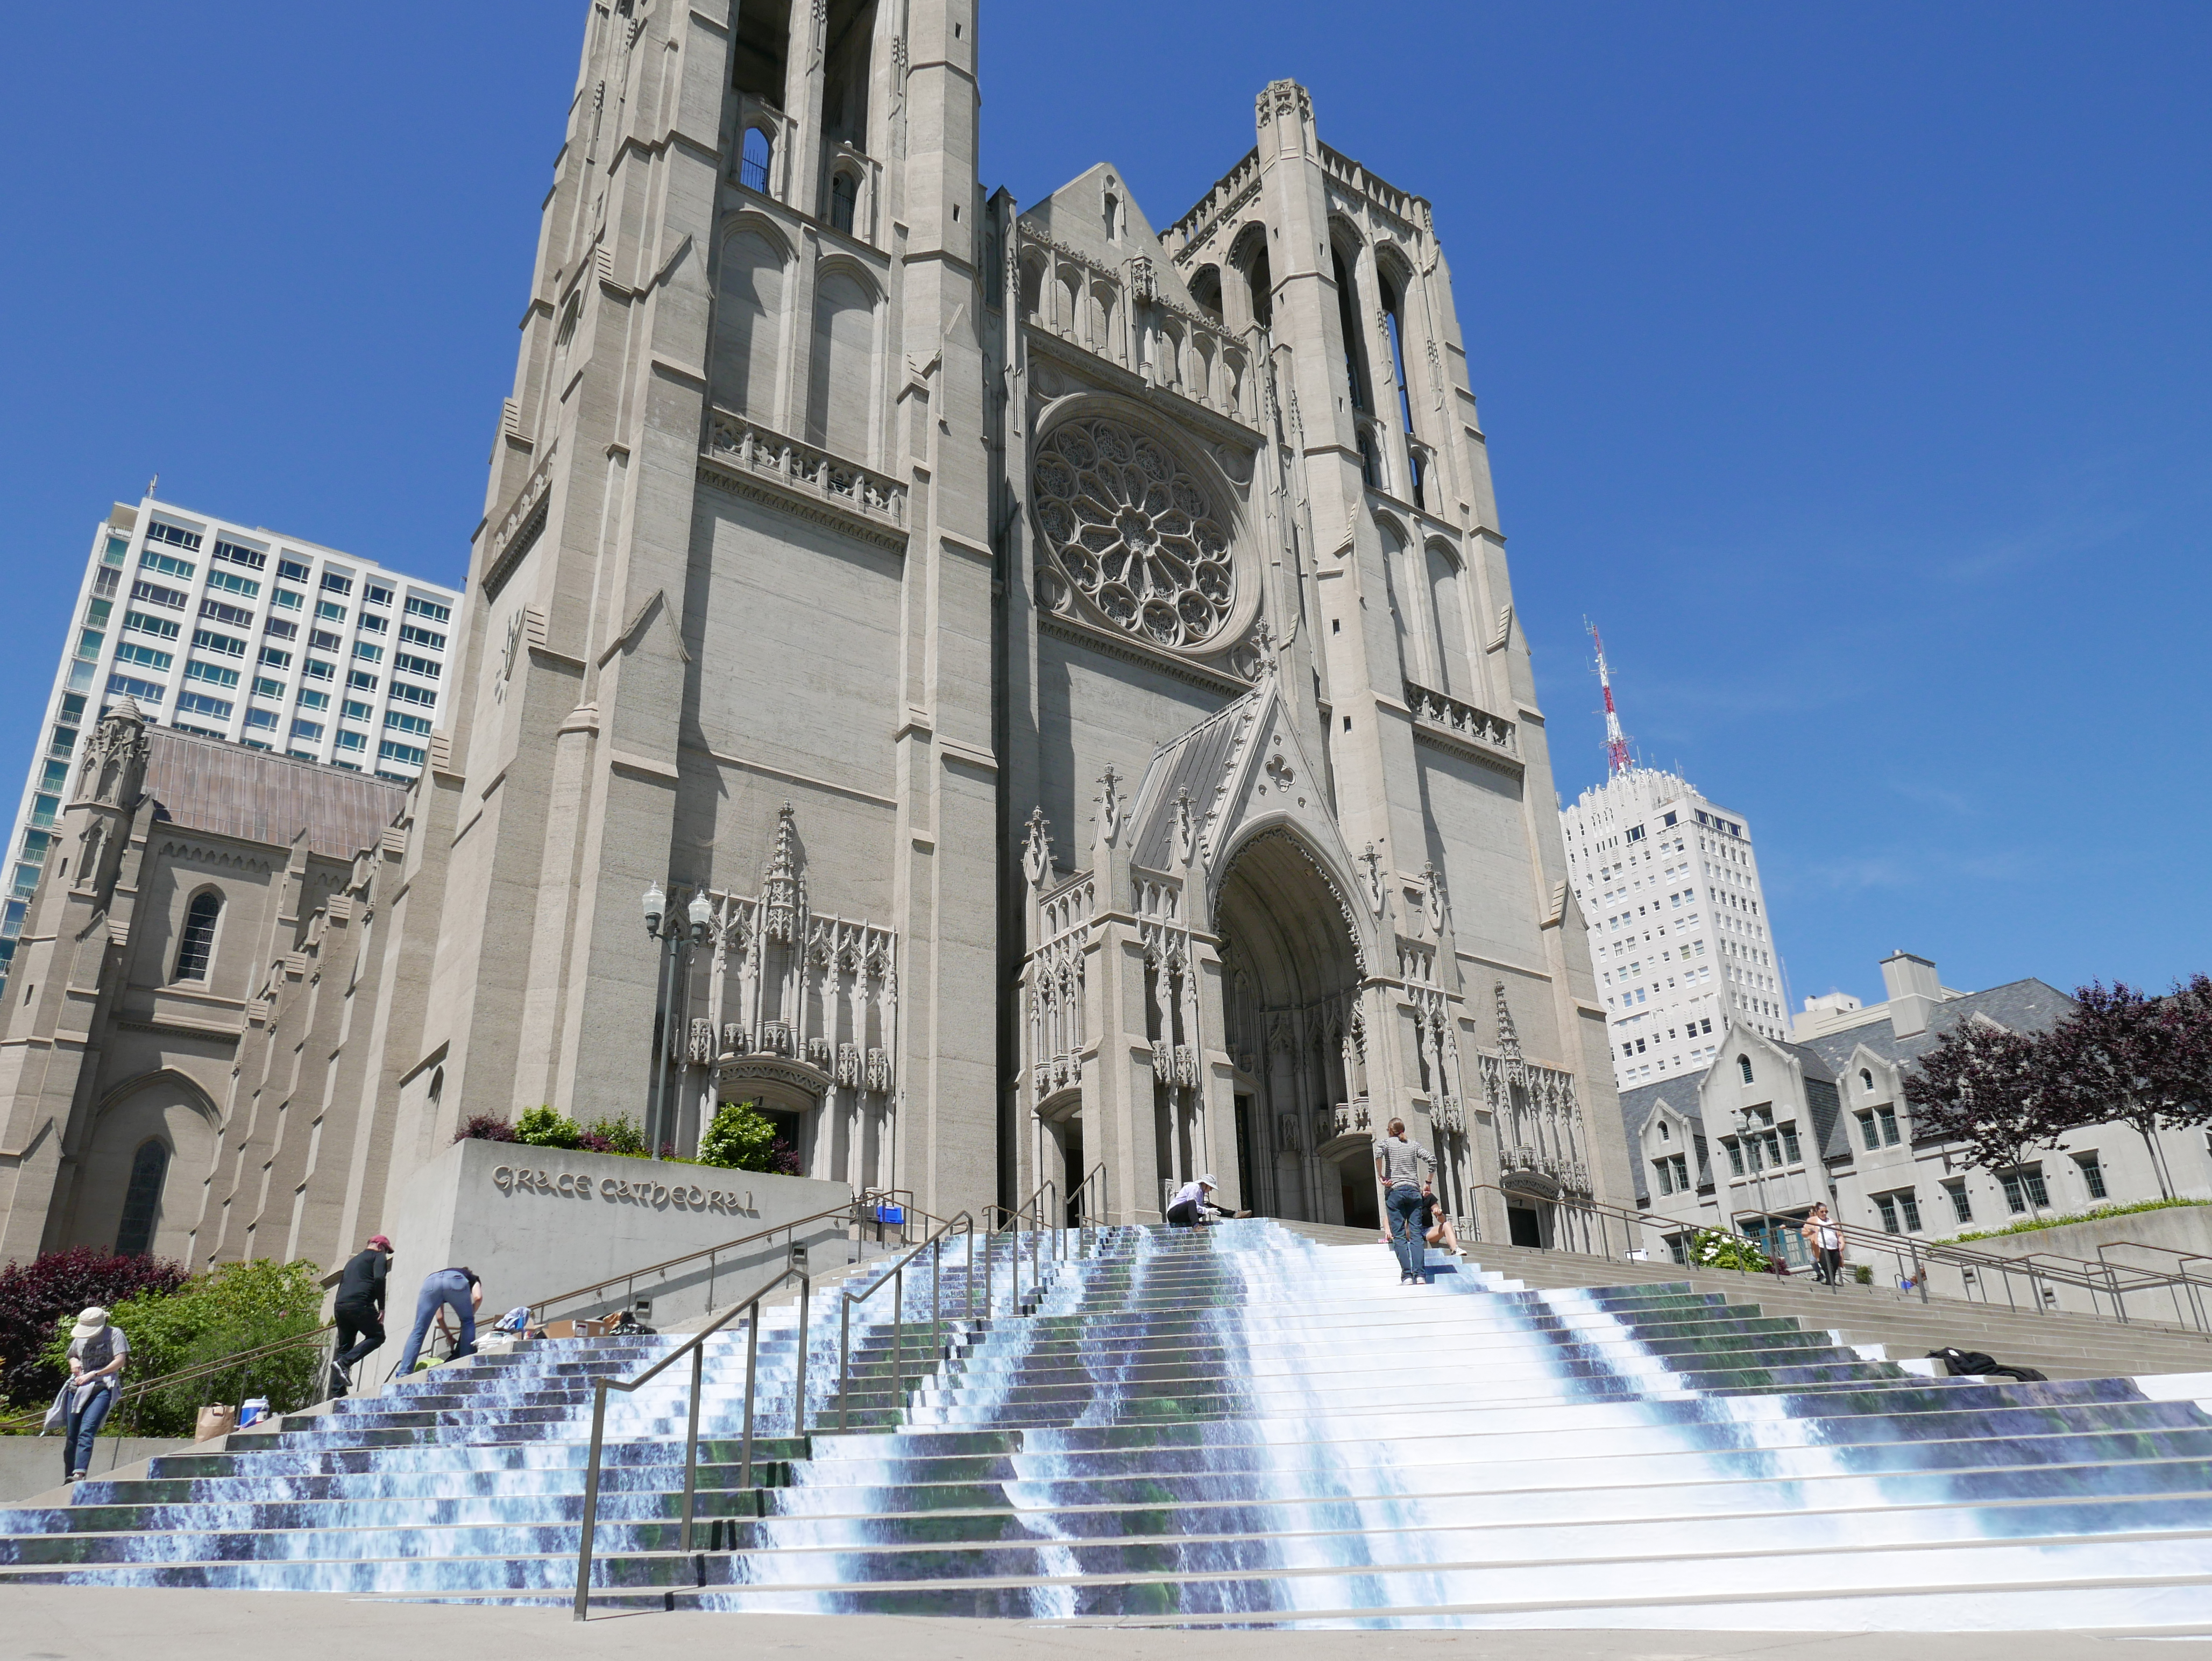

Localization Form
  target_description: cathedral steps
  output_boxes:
[1282,1221,2212,1379]
[2,1218,2210,1627]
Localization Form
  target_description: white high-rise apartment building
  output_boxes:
[0,495,460,989]
[1561,765,1790,1092]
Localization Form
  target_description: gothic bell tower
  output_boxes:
[372,0,998,1221]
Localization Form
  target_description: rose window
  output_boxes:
[1032,419,1234,648]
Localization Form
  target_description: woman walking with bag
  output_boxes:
[60,1307,129,1483]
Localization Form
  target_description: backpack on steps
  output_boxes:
[1930,1346,2046,1382]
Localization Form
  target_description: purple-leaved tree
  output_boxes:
[1903,1019,2055,1212]
[2040,976,2212,1201]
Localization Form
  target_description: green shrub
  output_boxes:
[1686,1228,1770,1274]
[697,1101,777,1172]
[514,1105,583,1148]
[1940,1196,2210,1246]
[582,1115,649,1156]
[1852,1264,1874,1286]
[40,1258,325,1437]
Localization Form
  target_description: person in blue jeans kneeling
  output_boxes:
[1374,1119,1436,1284]
[392,1266,483,1377]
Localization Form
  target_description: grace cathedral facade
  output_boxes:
[0,0,1635,1270]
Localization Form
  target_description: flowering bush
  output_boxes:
[0,1246,189,1409]
[1686,1229,1770,1274]
[454,1113,519,1143]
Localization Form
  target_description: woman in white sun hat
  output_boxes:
[61,1306,130,1482]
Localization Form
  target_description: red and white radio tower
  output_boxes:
[1588,622,1633,776]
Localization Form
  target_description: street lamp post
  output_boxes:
[643,882,713,1161]
[1733,1106,1775,1265]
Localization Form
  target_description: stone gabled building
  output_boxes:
[1621,950,2210,1266]
[0,702,408,1266]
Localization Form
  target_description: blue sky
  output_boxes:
[1,4,2203,1012]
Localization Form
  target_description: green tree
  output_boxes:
[41,1258,326,1437]
[697,1101,777,1172]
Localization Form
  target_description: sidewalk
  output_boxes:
[11,1589,2212,1660]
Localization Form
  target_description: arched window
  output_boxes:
[1188,265,1224,324]
[714,226,788,416]
[1230,222,1272,331]
[1860,1068,1875,1094]
[1424,541,1468,698]
[1331,247,1372,410]
[739,126,774,194]
[829,170,858,234]
[1380,269,1416,437]
[115,1138,169,1257]
[1357,425,1384,491]
[1103,189,1119,241]
[1737,1054,1754,1085]
[806,267,876,460]
[173,891,222,982]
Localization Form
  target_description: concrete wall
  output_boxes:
[0,1436,189,1503]
[1846,1203,2212,1326]
[381,1137,853,1326]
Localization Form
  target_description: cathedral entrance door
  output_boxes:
[1215,829,1367,1225]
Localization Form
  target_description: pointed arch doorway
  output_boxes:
[1215,828,1373,1226]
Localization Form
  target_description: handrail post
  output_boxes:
[740,1296,760,1489]
[965,1223,975,1324]
[571,1379,610,1622]
[932,1231,942,1360]
[1911,1239,1927,1304]
[837,1296,852,1433]
[795,1269,811,1435]
[890,1266,904,1417]
[680,1342,703,1552]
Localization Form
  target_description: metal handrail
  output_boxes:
[987,1177,1065,1313]
[834,1211,976,1433]
[0,1320,339,1438]
[571,1245,815,1622]
[1468,1181,2212,1338]
[1069,1161,1106,1229]
[527,1199,874,1328]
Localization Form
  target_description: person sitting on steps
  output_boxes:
[1419,1180,1462,1259]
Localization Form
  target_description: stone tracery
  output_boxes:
[1032,417,1236,650]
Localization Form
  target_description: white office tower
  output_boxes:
[0,495,460,990]
[1559,633,1788,1091]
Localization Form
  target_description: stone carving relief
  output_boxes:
[1031,417,1236,652]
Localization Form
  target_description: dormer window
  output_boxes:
[1860,1067,1875,1095]
[1658,1120,1671,1141]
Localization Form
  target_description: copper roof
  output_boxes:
[143,727,407,861]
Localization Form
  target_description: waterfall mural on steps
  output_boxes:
[3,1220,2212,1629]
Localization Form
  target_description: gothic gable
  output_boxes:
[1121,675,1376,955]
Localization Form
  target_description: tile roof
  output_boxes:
[143,726,407,861]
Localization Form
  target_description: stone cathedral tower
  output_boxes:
[362,0,1002,1226]
[990,82,1632,1239]
[0,0,1636,1265]
[381,1,1630,1238]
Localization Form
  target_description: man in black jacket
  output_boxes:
[329,1234,392,1397]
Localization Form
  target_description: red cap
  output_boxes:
[368,1235,392,1251]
